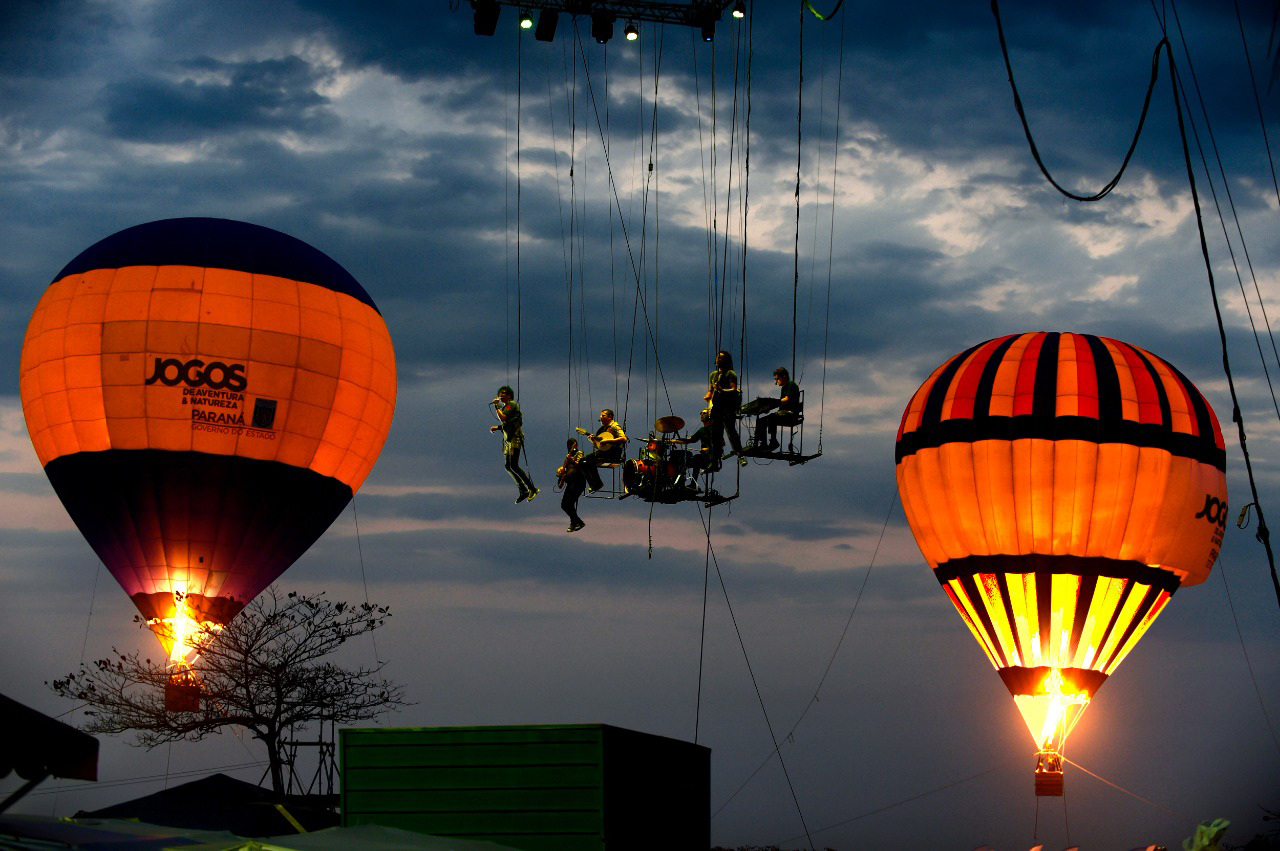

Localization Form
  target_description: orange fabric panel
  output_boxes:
[21,266,396,492]
[200,293,253,331]
[145,319,198,354]
[102,320,147,354]
[153,265,203,292]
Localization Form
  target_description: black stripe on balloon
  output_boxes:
[1036,571,1052,672]
[1131,346,1174,432]
[1084,334,1122,423]
[972,335,1020,419]
[1068,573,1097,663]
[918,340,989,431]
[894,413,1226,470]
[1031,332,1061,419]
[995,572,1021,661]
[1097,583,1166,673]
[1167,360,1219,449]
[52,218,379,313]
[954,573,1010,668]
[997,666,1109,698]
[933,555,1184,594]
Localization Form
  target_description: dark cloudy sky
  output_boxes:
[2,1,1279,848]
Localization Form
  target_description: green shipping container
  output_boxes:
[339,724,710,851]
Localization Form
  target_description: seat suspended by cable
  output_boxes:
[738,387,820,466]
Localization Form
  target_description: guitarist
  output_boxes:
[557,437,587,533]
[703,349,745,461]
[577,408,628,493]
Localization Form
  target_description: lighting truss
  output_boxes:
[472,0,738,30]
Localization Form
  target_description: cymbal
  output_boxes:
[654,415,685,434]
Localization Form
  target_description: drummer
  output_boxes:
[669,409,719,490]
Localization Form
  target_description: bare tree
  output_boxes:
[48,587,410,795]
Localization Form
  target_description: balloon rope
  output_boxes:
[1062,757,1187,819]
[351,496,381,664]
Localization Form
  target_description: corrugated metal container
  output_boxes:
[339,724,710,851]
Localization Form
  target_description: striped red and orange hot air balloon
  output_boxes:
[20,218,396,693]
[895,331,1226,795]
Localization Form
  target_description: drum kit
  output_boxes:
[622,415,699,502]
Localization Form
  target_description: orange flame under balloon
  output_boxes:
[147,593,221,669]
[1013,667,1091,752]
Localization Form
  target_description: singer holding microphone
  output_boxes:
[489,385,539,504]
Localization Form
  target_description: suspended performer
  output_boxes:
[577,408,628,493]
[750,366,802,451]
[490,385,538,503]
[556,437,587,532]
[704,350,746,463]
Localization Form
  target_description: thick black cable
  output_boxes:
[1234,0,1280,212]
[991,0,1164,203]
[1163,42,1280,609]
[993,0,1280,609]
[1166,0,1280,422]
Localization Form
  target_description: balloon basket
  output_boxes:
[165,669,201,713]
[1034,750,1064,797]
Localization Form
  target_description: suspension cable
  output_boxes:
[992,0,1280,609]
[1166,0,1280,421]
[1163,43,1280,608]
[695,502,816,850]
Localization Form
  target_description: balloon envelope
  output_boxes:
[20,218,397,659]
[895,332,1225,748]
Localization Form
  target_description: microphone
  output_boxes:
[491,398,502,405]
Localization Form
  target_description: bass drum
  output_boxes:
[623,459,655,495]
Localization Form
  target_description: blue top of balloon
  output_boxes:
[52,217,379,313]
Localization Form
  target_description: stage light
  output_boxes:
[732,1,746,18]
[534,10,559,41]
[519,9,533,29]
[591,11,614,44]
[624,21,638,41]
[701,19,715,41]
[473,0,499,36]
